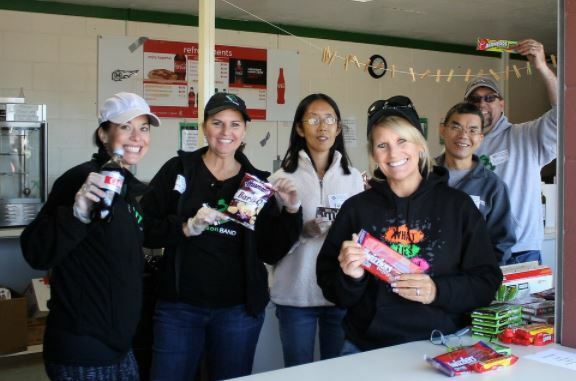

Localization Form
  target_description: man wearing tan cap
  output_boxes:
[464,39,558,264]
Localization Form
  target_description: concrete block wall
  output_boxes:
[0,9,550,185]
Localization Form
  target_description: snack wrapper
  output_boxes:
[357,229,423,283]
[225,173,275,230]
[426,341,518,377]
[316,207,339,222]
[498,323,554,346]
[476,38,518,53]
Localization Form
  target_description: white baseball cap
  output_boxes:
[98,92,161,127]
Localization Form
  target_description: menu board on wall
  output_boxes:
[98,36,299,121]
[143,40,270,119]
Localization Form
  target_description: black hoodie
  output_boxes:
[140,147,302,316]
[316,166,502,351]
[21,150,147,365]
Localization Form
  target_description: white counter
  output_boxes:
[232,341,576,381]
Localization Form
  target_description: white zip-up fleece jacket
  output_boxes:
[269,150,364,307]
[475,107,557,253]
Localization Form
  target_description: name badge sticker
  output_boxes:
[490,150,509,166]
[328,194,347,209]
[173,174,186,194]
[469,195,481,210]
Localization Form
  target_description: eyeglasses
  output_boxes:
[430,328,470,351]
[302,116,338,126]
[444,122,482,136]
[368,97,414,119]
[466,94,501,104]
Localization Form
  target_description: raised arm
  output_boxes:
[516,39,558,106]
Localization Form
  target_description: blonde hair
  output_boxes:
[367,115,433,179]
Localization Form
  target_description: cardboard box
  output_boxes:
[25,277,50,318]
[496,262,553,302]
[26,317,46,346]
[0,295,28,354]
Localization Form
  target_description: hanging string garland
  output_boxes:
[321,47,556,82]
[220,0,557,83]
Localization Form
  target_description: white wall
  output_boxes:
[0,10,550,186]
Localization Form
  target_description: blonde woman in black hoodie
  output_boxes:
[316,96,502,354]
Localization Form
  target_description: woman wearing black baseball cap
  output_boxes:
[317,96,502,354]
[141,93,303,381]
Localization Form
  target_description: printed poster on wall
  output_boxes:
[179,122,199,152]
[97,36,146,113]
[142,39,298,121]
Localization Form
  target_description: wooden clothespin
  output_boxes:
[489,69,500,81]
[512,64,522,79]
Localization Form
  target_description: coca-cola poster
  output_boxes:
[141,39,299,121]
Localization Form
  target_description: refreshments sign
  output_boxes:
[142,39,299,121]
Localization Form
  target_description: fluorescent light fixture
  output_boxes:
[351,0,374,3]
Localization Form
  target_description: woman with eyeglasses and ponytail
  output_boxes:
[269,94,364,367]
[316,96,502,355]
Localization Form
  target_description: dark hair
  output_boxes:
[93,121,112,151]
[280,93,351,174]
[442,102,485,132]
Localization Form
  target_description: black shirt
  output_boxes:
[179,159,246,307]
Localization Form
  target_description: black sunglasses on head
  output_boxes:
[368,97,415,119]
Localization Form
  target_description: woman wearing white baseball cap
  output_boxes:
[21,92,159,380]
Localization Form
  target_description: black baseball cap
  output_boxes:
[366,95,423,137]
[204,93,251,121]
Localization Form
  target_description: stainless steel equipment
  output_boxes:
[0,98,47,227]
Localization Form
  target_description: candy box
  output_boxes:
[316,207,339,222]
[498,324,554,346]
[426,341,518,376]
[471,304,522,321]
[357,230,423,283]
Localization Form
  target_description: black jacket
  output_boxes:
[316,166,502,351]
[141,147,302,315]
[21,150,147,364]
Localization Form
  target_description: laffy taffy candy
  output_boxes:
[226,173,275,230]
[476,38,518,53]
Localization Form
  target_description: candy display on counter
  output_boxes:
[471,304,522,340]
[426,341,518,377]
[225,173,275,230]
[519,298,555,324]
[498,324,554,346]
[356,229,423,284]
[476,38,518,53]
